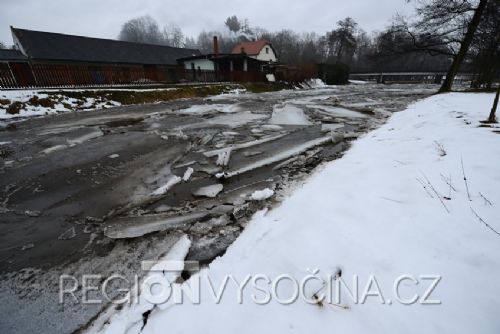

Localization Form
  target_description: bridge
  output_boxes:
[349,72,473,84]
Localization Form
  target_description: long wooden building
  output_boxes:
[0,27,201,88]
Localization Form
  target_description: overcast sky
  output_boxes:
[0,0,414,45]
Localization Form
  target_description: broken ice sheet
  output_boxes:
[192,184,224,198]
[269,104,312,125]
[152,175,182,196]
[58,227,76,240]
[309,105,368,118]
[182,167,194,181]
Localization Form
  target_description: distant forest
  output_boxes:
[116,1,498,76]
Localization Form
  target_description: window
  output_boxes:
[266,47,269,54]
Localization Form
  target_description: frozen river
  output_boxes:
[0,83,436,333]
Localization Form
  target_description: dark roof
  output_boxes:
[11,27,201,65]
[0,49,27,61]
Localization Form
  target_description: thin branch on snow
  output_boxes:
[381,196,405,204]
[421,173,450,213]
[461,157,472,201]
[416,177,435,199]
[479,192,493,206]
[440,173,457,192]
[470,207,500,238]
[394,160,408,166]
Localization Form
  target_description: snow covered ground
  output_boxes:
[94,92,500,333]
[0,90,122,119]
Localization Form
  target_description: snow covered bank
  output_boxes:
[137,92,500,333]
[0,90,121,119]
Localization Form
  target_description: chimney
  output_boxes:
[240,47,245,54]
[213,36,219,56]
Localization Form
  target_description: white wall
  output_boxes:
[183,59,215,71]
[252,45,277,62]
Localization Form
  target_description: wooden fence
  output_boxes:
[182,69,266,83]
[0,62,188,88]
[0,61,271,89]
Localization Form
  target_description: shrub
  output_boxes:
[318,63,350,85]
[28,96,56,108]
[6,101,24,114]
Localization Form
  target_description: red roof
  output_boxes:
[231,40,270,55]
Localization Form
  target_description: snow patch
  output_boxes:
[138,92,500,334]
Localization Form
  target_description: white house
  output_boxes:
[181,55,216,71]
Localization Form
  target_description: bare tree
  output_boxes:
[184,36,197,49]
[382,0,490,91]
[0,42,6,49]
[253,27,271,40]
[469,0,500,89]
[164,23,184,47]
[270,30,301,64]
[436,0,489,92]
[118,16,165,45]
[487,86,499,123]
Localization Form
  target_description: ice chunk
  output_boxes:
[220,135,337,178]
[105,213,206,239]
[310,105,368,118]
[40,144,67,155]
[216,148,232,166]
[66,129,103,146]
[269,104,312,125]
[321,123,343,132]
[192,184,224,198]
[58,227,76,240]
[261,124,283,131]
[250,188,274,200]
[182,167,194,181]
[207,111,266,127]
[152,175,182,196]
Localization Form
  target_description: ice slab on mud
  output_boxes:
[216,148,232,166]
[269,104,312,125]
[321,123,344,132]
[40,144,67,155]
[203,134,286,158]
[151,175,182,196]
[218,134,341,178]
[105,212,208,238]
[310,105,368,118]
[182,167,194,181]
[86,235,190,333]
[66,128,103,146]
[177,104,242,114]
[193,184,224,198]
[208,111,266,127]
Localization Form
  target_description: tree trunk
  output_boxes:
[439,0,489,93]
[488,85,500,123]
